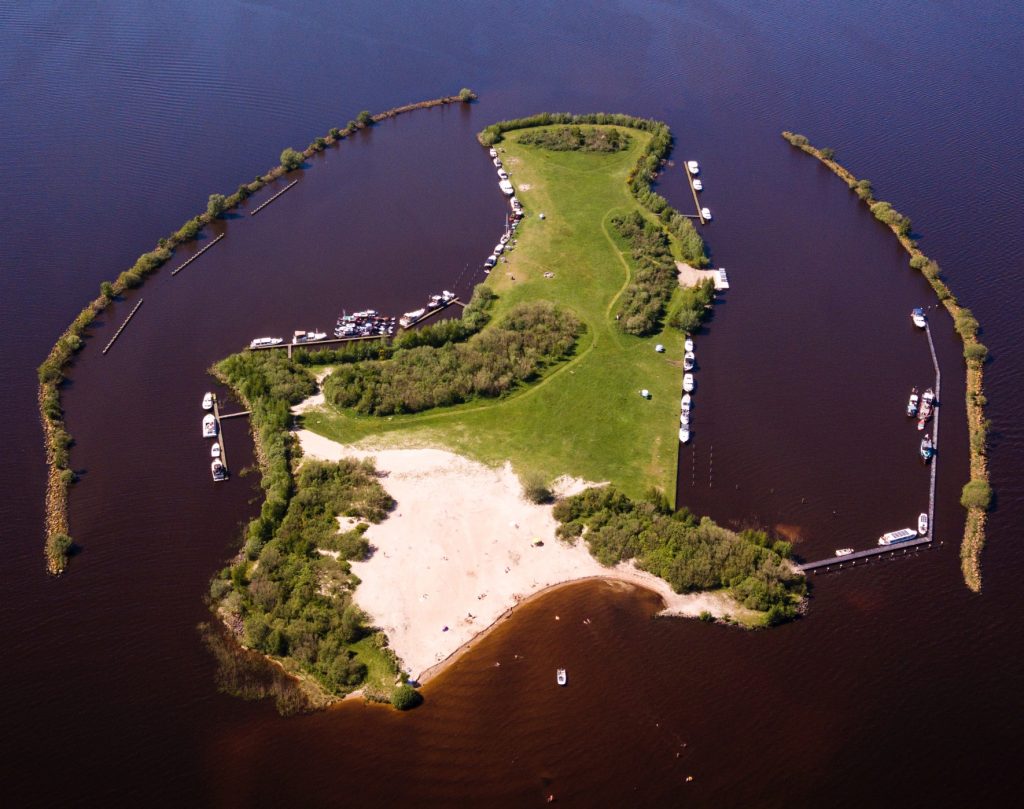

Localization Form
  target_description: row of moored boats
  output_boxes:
[399,290,457,328]
[685,160,712,222]
[483,148,523,271]
[201,392,226,482]
[679,338,696,443]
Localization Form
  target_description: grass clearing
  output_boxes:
[305,127,689,502]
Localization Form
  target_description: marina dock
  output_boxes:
[212,394,228,472]
[171,233,224,276]
[682,164,706,225]
[799,319,941,574]
[250,180,298,216]
[101,299,143,355]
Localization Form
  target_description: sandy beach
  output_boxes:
[296,428,748,680]
[676,260,721,288]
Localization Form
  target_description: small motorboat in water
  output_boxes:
[679,427,690,443]
[202,414,217,439]
[683,351,695,371]
[912,307,927,328]
[920,433,934,462]
[210,442,221,459]
[202,392,213,411]
[682,373,695,393]
[249,336,283,349]
[701,207,712,221]
[918,512,929,536]
[686,160,699,175]
[917,388,935,430]
[906,387,919,417]
[681,393,691,412]
[211,459,226,482]
[835,548,854,557]
[684,338,694,353]
[691,178,702,191]
[556,668,567,686]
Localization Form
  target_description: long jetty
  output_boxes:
[101,299,143,355]
[212,394,228,472]
[171,233,225,276]
[250,180,298,216]
[799,318,941,574]
[682,164,706,225]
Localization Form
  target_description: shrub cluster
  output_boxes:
[554,487,805,622]
[610,211,680,335]
[516,125,631,152]
[212,458,395,696]
[323,301,583,416]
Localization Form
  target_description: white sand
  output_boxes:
[676,260,721,288]
[296,429,749,680]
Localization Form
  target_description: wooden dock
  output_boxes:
[102,299,143,355]
[212,394,228,473]
[682,164,706,225]
[799,318,942,574]
[218,410,250,420]
[250,180,298,216]
[171,233,224,276]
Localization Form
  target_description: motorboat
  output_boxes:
[494,243,505,255]
[202,392,213,411]
[684,338,694,353]
[835,548,854,557]
[683,351,695,371]
[293,330,327,344]
[681,393,691,411]
[680,412,689,426]
[679,427,690,443]
[701,207,712,221]
[920,433,934,462]
[249,337,283,349]
[683,373,694,393]
[497,168,509,180]
[912,307,927,328]
[210,442,221,459]
[878,528,917,546]
[906,387,919,417]
[399,308,426,328]
[493,157,502,168]
[499,179,515,196]
[686,160,699,175]
[917,389,934,430]
[484,255,497,268]
[556,668,567,686]
[918,512,929,536]
[692,178,703,191]
[211,459,226,482]
[489,148,498,158]
[499,233,510,245]
[202,414,217,438]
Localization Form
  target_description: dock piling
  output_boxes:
[101,299,143,355]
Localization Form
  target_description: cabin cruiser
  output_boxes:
[293,330,327,344]
[681,393,691,415]
[494,243,505,255]
[497,169,509,181]
[556,668,567,686]
[701,207,712,221]
[493,157,502,168]
[918,512,929,536]
[692,178,702,191]
[879,528,917,546]
[684,338,694,353]
[686,160,699,175]
[920,433,934,462]
[249,337,283,349]
[679,427,690,443]
[488,148,498,158]
[484,255,497,269]
[202,392,213,411]
[210,442,221,459]
[499,233,510,245]
[906,388,919,417]
[917,388,934,430]
[499,179,515,196]
[202,414,217,438]
[912,307,927,328]
[834,548,854,557]
[211,459,226,482]
[399,308,426,328]
[680,411,690,426]
[683,351,695,371]
[682,373,695,393]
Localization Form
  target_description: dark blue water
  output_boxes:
[1,1,1021,805]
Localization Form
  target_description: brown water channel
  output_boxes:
[2,1,1022,806]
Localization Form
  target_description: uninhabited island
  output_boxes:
[782,132,992,592]
[206,113,806,713]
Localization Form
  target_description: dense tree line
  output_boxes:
[516,125,631,152]
[554,487,805,624]
[611,211,680,335]
[323,302,583,416]
[210,459,395,695]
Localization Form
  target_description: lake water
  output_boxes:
[1,1,1022,805]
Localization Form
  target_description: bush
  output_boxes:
[964,341,988,364]
[207,193,228,218]
[46,532,73,568]
[356,110,373,126]
[458,87,475,102]
[819,147,835,160]
[961,479,992,511]
[909,255,928,270]
[391,684,422,710]
[280,147,303,171]
[329,127,341,139]
[310,137,326,152]
[699,611,714,622]
[955,309,979,340]
[517,125,631,152]
[522,472,553,504]
[100,281,114,299]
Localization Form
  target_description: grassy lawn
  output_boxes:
[304,127,688,502]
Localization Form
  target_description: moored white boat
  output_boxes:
[679,427,690,443]
[835,548,854,557]
[202,392,213,411]
[920,433,934,462]
[917,388,934,430]
[556,668,567,686]
[211,459,226,482]
[686,160,699,175]
[202,414,217,438]
[878,528,917,546]
[691,178,702,191]
[906,387,919,417]
[681,393,691,411]
[701,207,712,221]
[918,512,929,536]
[293,330,327,344]
[682,373,694,393]
[680,412,689,426]
[912,307,927,328]
[499,179,515,196]
[249,337,283,349]
[211,442,221,458]
[399,308,427,328]
[684,338,694,353]
[488,148,498,158]
[683,351,695,371]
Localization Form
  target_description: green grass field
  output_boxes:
[304,127,689,502]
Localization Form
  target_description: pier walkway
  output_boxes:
[212,394,229,472]
[171,233,224,276]
[799,320,941,574]
[250,180,298,216]
[682,164,706,225]
[102,299,143,355]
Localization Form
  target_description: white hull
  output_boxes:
[682,374,694,393]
